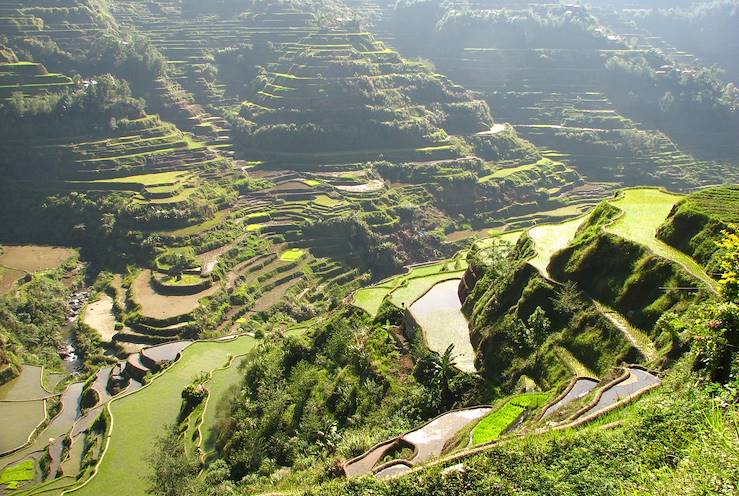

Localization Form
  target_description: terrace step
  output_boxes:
[124,353,152,381]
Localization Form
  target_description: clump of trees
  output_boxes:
[604,52,738,128]
[0,74,145,138]
[0,276,69,371]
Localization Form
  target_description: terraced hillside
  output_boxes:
[1,1,738,495]
[365,1,739,188]
[103,0,608,237]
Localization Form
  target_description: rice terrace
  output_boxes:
[0,1,738,495]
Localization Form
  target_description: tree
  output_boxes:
[553,281,584,315]
[434,344,456,403]
[167,252,197,281]
[525,306,551,348]
[147,425,198,496]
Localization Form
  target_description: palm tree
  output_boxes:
[434,344,456,403]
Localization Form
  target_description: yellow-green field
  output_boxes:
[352,255,468,317]
[527,216,588,278]
[71,337,256,496]
[606,188,718,292]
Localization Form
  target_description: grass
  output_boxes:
[313,195,344,208]
[352,286,393,317]
[0,245,76,274]
[528,215,589,278]
[555,346,598,378]
[90,171,189,186]
[72,337,257,496]
[303,179,321,187]
[472,393,550,445]
[200,356,249,456]
[164,211,228,237]
[245,211,270,220]
[0,61,38,67]
[246,224,262,232]
[593,301,658,362]
[279,248,306,262]
[160,274,207,287]
[478,158,552,182]
[0,460,34,489]
[678,185,739,223]
[475,230,523,251]
[144,187,197,205]
[606,188,718,292]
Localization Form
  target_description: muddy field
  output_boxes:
[0,245,75,295]
[132,270,219,319]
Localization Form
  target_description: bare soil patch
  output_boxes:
[83,294,117,342]
[0,245,74,273]
[132,270,219,319]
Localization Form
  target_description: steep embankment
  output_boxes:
[657,185,739,273]
[463,188,718,388]
[549,191,713,338]
[463,236,636,389]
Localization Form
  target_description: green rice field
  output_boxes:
[90,171,190,186]
[352,255,468,317]
[164,211,229,237]
[472,393,549,445]
[71,336,256,496]
[528,216,588,278]
[279,248,306,262]
[159,274,208,287]
[0,459,34,489]
[606,188,718,292]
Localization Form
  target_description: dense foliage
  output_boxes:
[0,274,70,369]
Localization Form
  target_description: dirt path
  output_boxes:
[0,267,25,295]
[0,245,75,273]
[198,234,247,276]
[132,270,219,319]
[594,302,658,361]
[474,123,507,135]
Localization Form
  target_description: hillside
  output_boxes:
[0,1,737,495]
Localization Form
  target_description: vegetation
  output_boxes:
[0,272,73,370]
[0,1,737,495]
[472,393,549,445]
[305,361,739,496]
[658,185,739,273]
[0,459,34,489]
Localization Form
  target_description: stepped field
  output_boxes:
[72,336,256,496]
[606,188,719,292]
[0,1,737,495]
